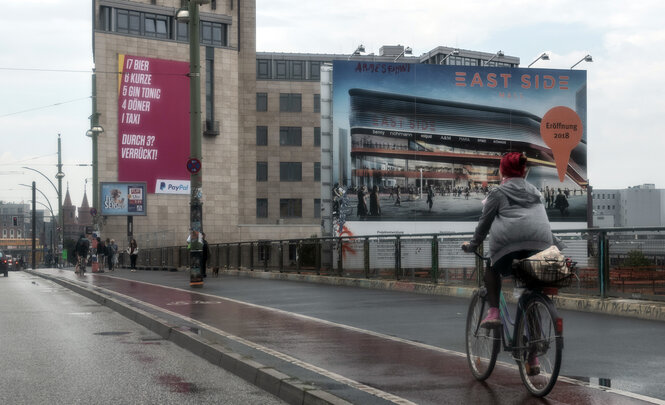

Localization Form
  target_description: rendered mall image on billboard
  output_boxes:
[331,60,587,235]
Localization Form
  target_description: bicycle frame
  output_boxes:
[467,249,566,397]
[474,252,548,357]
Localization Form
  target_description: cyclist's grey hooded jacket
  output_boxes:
[467,177,557,264]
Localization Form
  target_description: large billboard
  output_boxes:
[117,54,190,193]
[100,182,147,216]
[331,61,587,235]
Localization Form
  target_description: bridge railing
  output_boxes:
[119,227,665,301]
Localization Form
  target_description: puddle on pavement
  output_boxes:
[156,374,198,393]
[565,375,612,388]
[94,331,131,336]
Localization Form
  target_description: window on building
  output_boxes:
[177,20,188,41]
[256,198,268,218]
[201,21,227,46]
[280,93,301,112]
[16,230,21,238]
[313,94,321,113]
[256,93,268,111]
[279,127,302,146]
[100,6,112,31]
[9,229,14,238]
[276,60,287,79]
[314,198,321,218]
[205,47,215,128]
[291,60,305,79]
[314,162,321,182]
[314,127,321,147]
[116,9,141,35]
[280,162,302,181]
[280,199,302,218]
[144,13,169,38]
[310,61,321,80]
[256,126,268,145]
[257,162,268,181]
[257,59,271,79]
[2,230,6,238]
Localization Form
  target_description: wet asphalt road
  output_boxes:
[42,267,665,404]
[0,271,286,405]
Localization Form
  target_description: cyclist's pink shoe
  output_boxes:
[527,354,540,376]
[480,307,501,328]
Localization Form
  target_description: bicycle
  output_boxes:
[464,249,575,397]
[75,254,86,275]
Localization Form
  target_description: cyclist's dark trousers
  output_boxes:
[485,250,539,308]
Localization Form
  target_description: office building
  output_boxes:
[593,184,665,227]
[91,0,519,245]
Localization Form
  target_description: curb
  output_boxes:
[26,270,353,405]
[221,268,665,322]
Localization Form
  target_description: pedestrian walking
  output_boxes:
[201,232,209,278]
[97,237,106,272]
[105,238,114,271]
[127,239,139,271]
[74,234,90,275]
[357,186,368,218]
[369,185,381,216]
[426,185,434,211]
[394,185,401,206]
[554,189,569,217]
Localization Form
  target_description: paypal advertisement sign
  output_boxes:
[155,179,190,195]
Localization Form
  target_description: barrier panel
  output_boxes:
[122,227,665,301]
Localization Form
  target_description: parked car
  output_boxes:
[0,252,8,277]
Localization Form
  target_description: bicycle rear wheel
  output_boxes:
[516,294,562,397]
[465,290,500,381]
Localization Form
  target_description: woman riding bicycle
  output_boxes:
[462,153,563,348]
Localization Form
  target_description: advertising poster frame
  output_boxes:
[100,182,147,216]
[117,54,190,194]
[331,60,588,236]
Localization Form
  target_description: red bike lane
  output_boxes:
[47,270,660,405]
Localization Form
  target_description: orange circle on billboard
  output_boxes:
[540,106,583,182]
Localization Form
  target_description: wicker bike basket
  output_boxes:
[514,258,573,288]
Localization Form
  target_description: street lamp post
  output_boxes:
[528,52,550,68]
[439,49,460,65]
[56,134,65,252]
[22,164,63,258]
[347,44,365,61]
[86,124,104,229]
[177,0,209,233]
[571,54,593,69]
[393,46,413,62]
[483,50,504,66]
[28,200,56,263]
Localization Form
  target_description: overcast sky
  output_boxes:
[1,0,663,214]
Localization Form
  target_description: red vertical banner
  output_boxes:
[117,54,190,193]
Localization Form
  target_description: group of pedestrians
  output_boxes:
[73,234,138,274]
[356,185,381,218]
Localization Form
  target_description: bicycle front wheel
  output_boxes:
[516,294,563,397]
[465,290,500,381]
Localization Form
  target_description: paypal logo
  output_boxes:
[155,179,190,195]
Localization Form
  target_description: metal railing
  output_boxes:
[118,227,665,301]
